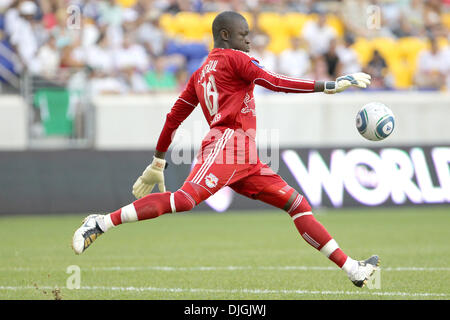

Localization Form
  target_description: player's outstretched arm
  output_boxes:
[320,72,372,94]
[237,52,371,94]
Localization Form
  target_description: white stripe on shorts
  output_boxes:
[191,128,234,184]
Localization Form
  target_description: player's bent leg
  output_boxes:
[287,195,380,287]
[256,184,347,265]
[72,188,197,255]
[255,182,380,288]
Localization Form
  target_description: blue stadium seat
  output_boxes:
[165,40,209,75]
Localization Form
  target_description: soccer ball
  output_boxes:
[356,102,395,141]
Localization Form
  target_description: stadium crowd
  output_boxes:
[1,0,450,95]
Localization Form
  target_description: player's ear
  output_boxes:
[220,29,230,41]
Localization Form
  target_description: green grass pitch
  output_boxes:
[0,207,449,300]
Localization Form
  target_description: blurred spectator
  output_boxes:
[323,38,341,79]
[81,17,101,48]
[392,14,414,38]
[82,0,101,21]
[400,0,426,37]
[8,1,40,72]
[311,55,332,81]
[4,0,20,37]
[88,68,128,95]
[0,0,14,12]
[249,32,277,94]
[339,0,370,38]
[136,11,167,57]
[163,0,182,14]
[250,33,277,72]
[114,32,150,73]
[340,0,395,39]
[415,36,448,90]
[34,35,60,79]
[336,35,361,75]
[423,0,446,37]
[97,0,138,49]
[278,36,311,78]
[201,0,243,12]
[302,12,336,57]
[40,0,58,30]
[175,67,189,91]
[60,36,86,69]
[284,0,322,13]
[364,49,392,89]
[98,0,125,28]
[85,32,115,74]
[123,68,149,93]
[380,0,403,35]
[52,7,78,49]
[144,56,177,92]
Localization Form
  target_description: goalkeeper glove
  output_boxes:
[132,157,167,199]
[324,72,371,94]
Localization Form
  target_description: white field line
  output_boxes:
[0,285,448,298]
[90,266,450,272]
[1,266,450,272]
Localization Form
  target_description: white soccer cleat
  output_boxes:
[72,214,104,255]
[348,255,380,288]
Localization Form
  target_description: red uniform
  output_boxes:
[109,48,349,271]
[156,48,316,205]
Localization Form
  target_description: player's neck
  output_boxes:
[213,45,244,53]
[214,44,228,50]
[214,40,232,50]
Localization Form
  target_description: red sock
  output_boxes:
[288,196,348,268]
[108,189,196,226]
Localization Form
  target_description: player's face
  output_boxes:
[230,19,250,52]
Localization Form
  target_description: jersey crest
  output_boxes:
[205,173,219,188]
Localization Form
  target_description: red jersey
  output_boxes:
[156,48,315,154]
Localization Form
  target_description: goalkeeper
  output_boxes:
[72,11,378,287]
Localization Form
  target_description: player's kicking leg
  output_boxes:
[72,187,197,254]
[73,128,240,254]
[71,156,231,254]
[228,166,380,288]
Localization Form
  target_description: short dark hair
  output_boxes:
[212,11,246,42]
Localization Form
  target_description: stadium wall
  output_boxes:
[0,95,28,150]
[93,92,450,149]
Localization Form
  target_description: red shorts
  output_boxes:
[181,128,299,209]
